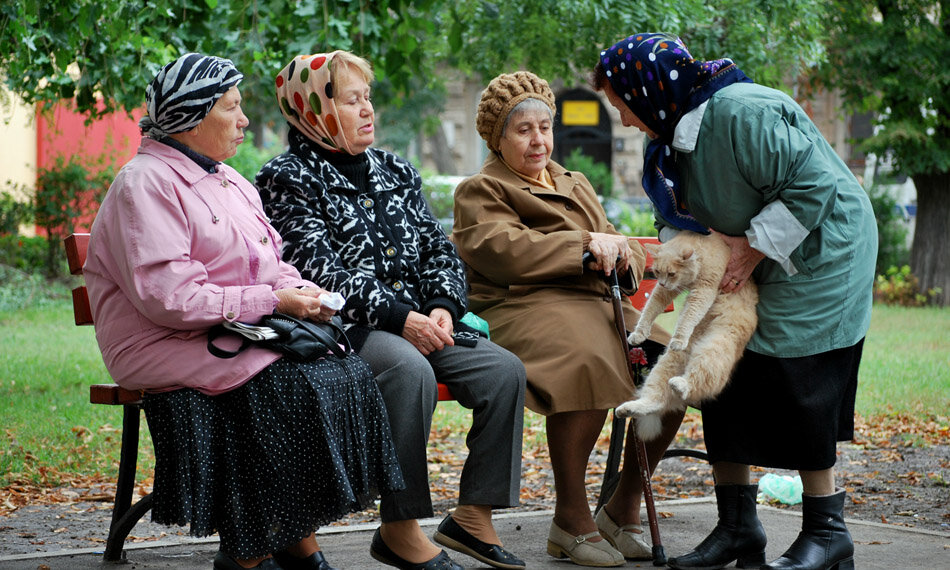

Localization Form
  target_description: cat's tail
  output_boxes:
[635,413,663,441]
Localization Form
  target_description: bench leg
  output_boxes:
[103,404,152,562]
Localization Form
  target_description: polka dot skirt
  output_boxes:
[142,354,404,558]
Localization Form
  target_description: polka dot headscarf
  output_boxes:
[275,51,357,154]
[599,33,751,233]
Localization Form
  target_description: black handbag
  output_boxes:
[208,313,350,360]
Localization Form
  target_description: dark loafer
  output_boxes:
[370,528,463,570]
[272,549,336,570]
[434,514,526,570]
[213,551,282,569]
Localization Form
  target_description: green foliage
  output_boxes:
[820,0,950,178]
[874,265,942,307]
[0,235,49,275]
[223,130,285,183]
[0,190,34,235]
[419,169,459,222]
[1,0,829,150]
[865,183,910,274]
[32,154,114,278]
[603,200,658,237]
[448,0,828,89]
[562,147,613,198]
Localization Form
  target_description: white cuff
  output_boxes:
[746,201,807,276]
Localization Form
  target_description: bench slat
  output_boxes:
[90,384,143,405]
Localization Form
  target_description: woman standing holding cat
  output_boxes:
[592,33,877,570]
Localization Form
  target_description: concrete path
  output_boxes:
[1,498,947,569]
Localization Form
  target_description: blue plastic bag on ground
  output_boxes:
[758,473,803,505]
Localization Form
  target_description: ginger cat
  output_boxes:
[617,231,758,440]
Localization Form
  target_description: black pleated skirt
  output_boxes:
[701,339,864,471]
[142,354,405,558]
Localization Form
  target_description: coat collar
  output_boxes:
[288,127,405,193]
[139,137,222,185]
[481,152,577,196]
[671,100,708,153]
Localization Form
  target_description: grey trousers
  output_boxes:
[359,331,526,522]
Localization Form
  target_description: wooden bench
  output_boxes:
[65,232,457,562]
[66,232,703,560]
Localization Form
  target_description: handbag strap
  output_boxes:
[267,312,350,359]
[207,324,251,359]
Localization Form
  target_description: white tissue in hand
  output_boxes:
[320,292,346,310]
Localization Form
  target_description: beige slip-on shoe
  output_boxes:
[595,507,652,560]
[547,520,624,567]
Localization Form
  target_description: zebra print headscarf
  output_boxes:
[139,53,243,138]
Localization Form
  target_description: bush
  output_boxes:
[0,264,72,313]
[0,235,49,274]
[419,169,458,221]
[224,130,286,183]
[0,190,33,235]
[562,147,614,198]
[865,183,910,275]
[33,154,114,278]
[874,265,942,306]
[602,199,658,237]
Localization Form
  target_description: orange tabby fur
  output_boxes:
[617,231,758,440]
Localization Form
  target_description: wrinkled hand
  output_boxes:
[274,287,338,321]
[403,309,455,355]
[714,231,765,292]
[587,232,632,276]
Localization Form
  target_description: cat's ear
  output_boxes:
[643,243,661,256]
[680,247,695,260]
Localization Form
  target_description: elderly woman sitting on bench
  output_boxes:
[451,70,678,568]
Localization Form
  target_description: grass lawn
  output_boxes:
[2,297,948,488]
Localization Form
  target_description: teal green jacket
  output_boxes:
[660,82,877,357]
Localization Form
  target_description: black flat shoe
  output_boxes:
[213,550,282,569]
[370,528,463,570]
[434,514,526,570]
[272,549,336,570]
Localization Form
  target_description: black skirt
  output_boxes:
[142,354,404,558]
[701,339,863,471]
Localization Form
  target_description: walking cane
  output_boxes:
[588,253,667,566]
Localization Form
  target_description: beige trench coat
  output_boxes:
[452,153,669,416]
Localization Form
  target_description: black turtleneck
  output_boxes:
[155,136,219,174]
[314,143,370,192]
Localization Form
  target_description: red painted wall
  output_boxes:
[35,101,144,231]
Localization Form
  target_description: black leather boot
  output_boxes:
[667,484,767,569]
[763,489,854,570]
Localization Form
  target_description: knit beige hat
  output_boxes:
[476,71,556,151]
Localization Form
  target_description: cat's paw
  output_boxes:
[669,337,688,351]
[628,328,648,346]
[616,398,661,418]
[669,376,690,400]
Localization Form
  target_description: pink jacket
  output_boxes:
[84,138,315,395]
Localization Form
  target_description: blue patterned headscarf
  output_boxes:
[600,33,751,233]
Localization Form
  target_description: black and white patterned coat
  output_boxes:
[256,128,468,346]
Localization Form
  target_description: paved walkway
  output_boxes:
[1,498,947,569]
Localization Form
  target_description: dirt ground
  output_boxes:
[1,414,947,557]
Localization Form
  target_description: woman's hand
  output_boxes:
[274,287,337,321]
[587,232,633,276]
[402,309,455,355]
[715,232,765,292]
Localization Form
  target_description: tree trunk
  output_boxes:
[427,124,457,175]
[909,172,950,306]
